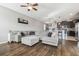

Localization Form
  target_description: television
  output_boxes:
[18,18,28,24]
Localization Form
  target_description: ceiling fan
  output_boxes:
[20,3,38,11]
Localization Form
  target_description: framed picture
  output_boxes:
[18,18,28,24]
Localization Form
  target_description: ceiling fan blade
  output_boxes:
[32,3,38,6]
[20,5,27,7]
[32,8,37,11]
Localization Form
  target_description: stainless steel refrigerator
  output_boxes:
[75,22,79,47]
[75,23,79,40]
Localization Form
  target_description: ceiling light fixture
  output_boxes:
[28,6,32,9]
[20,3,38,11]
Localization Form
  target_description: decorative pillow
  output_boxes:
[24,31,28,36]
[29,31,35,35]
[21,32,25,36]
[48,32,52,37]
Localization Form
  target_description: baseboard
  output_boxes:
[0,41,8,44]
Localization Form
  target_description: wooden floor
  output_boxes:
[0,40,79,56]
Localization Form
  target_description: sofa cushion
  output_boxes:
[42,36,58,42]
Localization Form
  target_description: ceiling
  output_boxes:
[0,3,79,23]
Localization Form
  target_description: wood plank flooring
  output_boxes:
[0,40,79,56]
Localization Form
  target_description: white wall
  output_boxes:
[0,6,44,43]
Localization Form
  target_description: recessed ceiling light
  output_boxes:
[70,13,73,16]
[58,22,61,25]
